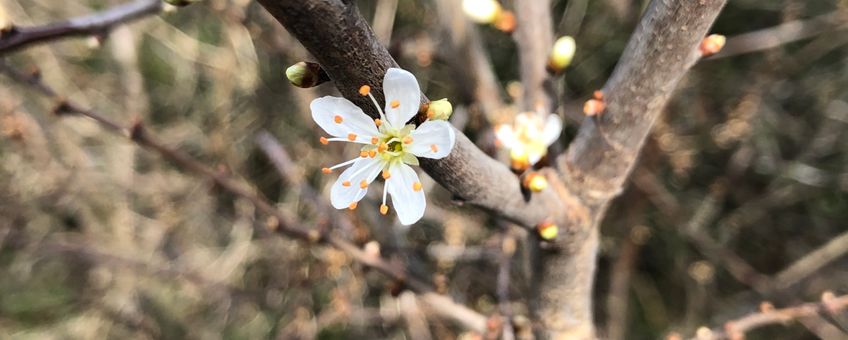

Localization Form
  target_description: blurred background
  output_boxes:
[1,0,847,339]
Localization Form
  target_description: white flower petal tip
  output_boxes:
[311,68,456,225]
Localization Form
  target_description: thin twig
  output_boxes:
[707,10,848,60]
[0,60,488,333]
[0,0,162,55]
[690,294,848,340]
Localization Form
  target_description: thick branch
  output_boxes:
[256,0,563,229]
[539,1,728,338]
[0,0,162,55]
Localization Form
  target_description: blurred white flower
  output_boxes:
[312,68,455,225]
[495,112,562,170]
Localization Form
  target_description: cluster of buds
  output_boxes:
[699,34,726,57]
[462,0,516,33]
[547,36,576,74]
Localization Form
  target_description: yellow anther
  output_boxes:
[412,182,423,192]
[347,133,357,141]
[320,137,329,145]
[374,119,382,127]
[360,151,368,158]
[430,144,439,153]
[334,115,344,124]
[322,167,332,174]
[510,148,531,171]
[371,136,379,144]
[380,204,389,215]
[369,150,377,158]
[358,85,371,96]
[348,202,358,210]
[360,180,368,189]
[403,136,414,144]
[378,143,389,152]
[382,170,391,180]
[342,180,351,187]
[390,100,400,109]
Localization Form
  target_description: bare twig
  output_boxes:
[708,10,848,60]
[690,294,848,340]
[0,61,488,333]
[0,0,162,55]
[773,230,848,290]
[513,0,554,112]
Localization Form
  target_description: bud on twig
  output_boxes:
[547,36,576,74]
[537,220,558,240]
[462,0,502,24]
[286,61,331,88]
[522,172,548,192]
[699,34,726,57]
[425,98,453,120]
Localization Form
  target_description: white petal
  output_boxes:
[311,96,379,140]
[494,124,516,149]
[330,157,383,209]
[407,120,455,159]
[383,68,421,129]
[387,162,425,225]
[542,114,563,147]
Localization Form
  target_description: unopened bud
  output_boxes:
[699,34,726,57]
[462,0,502,24]
[523,172,548,192]
[537,221,558,240]
[583,98,605,116]
[164,0,198,7]
[426,98,453,120]
[286,61,330,88]
[548,36,576,73]
[509,147,530,171]
[493,10,516,33]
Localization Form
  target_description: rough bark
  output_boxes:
[257,0,564,229]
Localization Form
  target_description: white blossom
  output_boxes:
[312,68,455,225]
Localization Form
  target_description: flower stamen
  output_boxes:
[382,170,391,180]
[403,136,413,144]
[360,151,368,158]
[369,150,377,158]
[371,136,379,144]
[390,100,400,109]
[430,144,438,152]
[360,180,368,189]
[348,202,358,210]
[320,137,329,145]
[347,133,357,141]
[342,180,351,187]
[322,167,331,174]
[377,143,389,153]
[380,204,388,215]
[358,85,371,96]
[375,119,382,127]
[413,182,423,192]
[334,115,344,124]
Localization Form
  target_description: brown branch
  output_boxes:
[513,0,555,112]
[538,1,728,338]
[0,60,487,333]
[255,0,563,230]
[691,294,848,340]
[0,0,162,55]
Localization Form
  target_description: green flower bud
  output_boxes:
[426,98,453,121]
[548,36,576,73]
[286,61,330,88]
